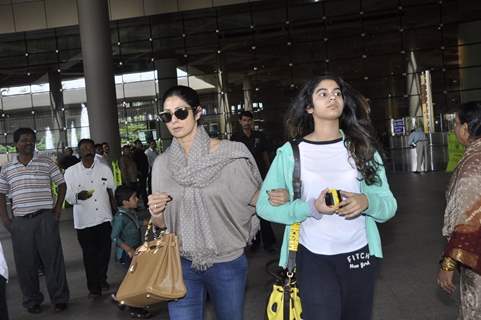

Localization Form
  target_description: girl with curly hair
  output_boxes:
[257,75,397,320]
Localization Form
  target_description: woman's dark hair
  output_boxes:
[457,101,481,140]
[162,85,200,110]
[115,185,137,207]
[14,127,36,143]
[287,75,382,185]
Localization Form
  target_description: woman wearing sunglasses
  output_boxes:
[148,85,262,320]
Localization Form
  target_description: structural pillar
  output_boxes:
[48,70,67,149]
[77,0,121,160]
[217,68,231,137]
[242,76,253,111]
[156,59,178,140]
[156,58,178,99]
[407,51,421,118]
[459,20,481,103]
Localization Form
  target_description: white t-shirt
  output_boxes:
[64,158,116,229]
[298,138,367,255]
[145,148,158,168]
[0,242,8,280]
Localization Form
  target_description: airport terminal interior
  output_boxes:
[1,0,481,319]
[0,0,480,155]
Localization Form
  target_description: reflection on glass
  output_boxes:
[80,104,90,139]
[70,122,78,147]
[45,127,54,150]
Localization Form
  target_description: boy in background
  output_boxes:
[111,185,151,319]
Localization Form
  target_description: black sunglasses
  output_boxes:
[158,107,190,123]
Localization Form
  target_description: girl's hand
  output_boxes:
[335,191,368,219]
[268,188,289,206]
[249,190,260,207]
[437,269,456,295]
[313,188,338,215]
[148,192,172,217]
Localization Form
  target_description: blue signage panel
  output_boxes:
[392,119,405,135]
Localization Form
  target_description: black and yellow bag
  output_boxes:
[266,140,303,320]
[265,225,302,320]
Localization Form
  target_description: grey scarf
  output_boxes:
[167,126,261,270]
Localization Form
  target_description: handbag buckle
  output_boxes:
[129,262,136,273]
[136,244,149,255]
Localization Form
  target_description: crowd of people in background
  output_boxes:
[0,129,161,318]
[0,81,480,320]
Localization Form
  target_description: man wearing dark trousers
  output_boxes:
[0,242,9,320]
[132,139,149,207]
[144,140,158,195]
[0,127,69,314]
[64,139,116,298]
[231,111,276,252]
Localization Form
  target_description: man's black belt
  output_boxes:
[18,209,50,219]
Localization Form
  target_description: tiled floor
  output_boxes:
[1,171,458,319]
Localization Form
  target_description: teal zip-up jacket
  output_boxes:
[111,208,142,261]
[256,141,397,267]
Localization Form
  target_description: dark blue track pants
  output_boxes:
[296,244,378,320]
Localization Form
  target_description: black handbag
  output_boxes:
[265,140,303,320]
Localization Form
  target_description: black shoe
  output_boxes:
[54,303,68,312]
[111,294,126,310]
[27,304,42,314]
[129,308,152,319]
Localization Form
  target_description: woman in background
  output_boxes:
[438,101,481,319]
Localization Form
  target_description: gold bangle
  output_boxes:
[440,256,457,271]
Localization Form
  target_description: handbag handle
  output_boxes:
[135,219,168,256]
[143,218,167,242]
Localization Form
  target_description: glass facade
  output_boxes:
[0,0,479,154]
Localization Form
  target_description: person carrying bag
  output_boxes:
[257,75,397,320]
[115,218,186,307]
[266,142,303,320]
[147,85,262,320]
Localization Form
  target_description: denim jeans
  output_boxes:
[168,255,248,320]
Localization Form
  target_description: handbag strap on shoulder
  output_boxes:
[291,139,302,200]
[287,140,302,273]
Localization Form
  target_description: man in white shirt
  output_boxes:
[408,127,428,173]
[144,140,158,194]
[64,139,116,298]
[101,142,111,161]
[0,242,9,320]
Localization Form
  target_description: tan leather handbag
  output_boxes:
[116,220,187,307]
